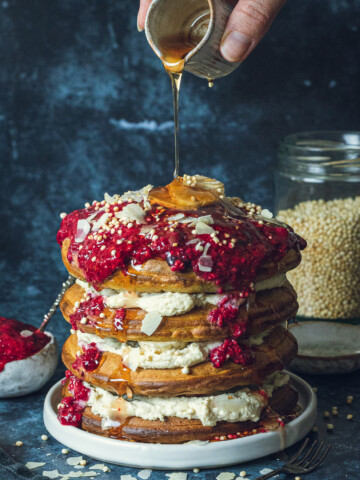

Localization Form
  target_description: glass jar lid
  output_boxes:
[278,131,360,182]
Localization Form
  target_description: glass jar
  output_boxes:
[275,131,360,322]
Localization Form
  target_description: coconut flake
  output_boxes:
[87,210,102,223]
[216,473,235,480]
[196,215,214,225]
[186,238,200,245]
[167,213,185,222]
[138,470,152,480]
[198,255,213,272]
[66,456,83,466]
[192,175,225,195]
[75,219,91,243]
[115,204,146,224]
[140,225,156,236]
[195,222,215,235]
[188,215,214,227]
[26,462,45,469]
[91,213,109,232]
[261,209,273,219]
[141,311,163,336]
[203,242,211,255]
[20,330,33,338]
[178,216,197,224]
[259,469,274,475]
[104,192,118,204]
[122,348,140,372]
[43,471,61,479]
[89,464,106,471]
[120,185,153,204]
[166,474,187,480]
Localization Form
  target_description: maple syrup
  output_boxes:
[156,8,210,178]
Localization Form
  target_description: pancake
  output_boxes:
[60,282,298,342]
[61,239,302,293]
[62,325,297,396]
[60,381,298,444]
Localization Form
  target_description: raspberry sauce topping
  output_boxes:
[57,178,306,291]
[69,294,105,331]
[72,342,103,374]
[0,317,50,372]
[207,293,251,367]
[114,308,126,330]
[210,339,253,368]
[58,371,90,426]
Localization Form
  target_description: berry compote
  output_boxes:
[0,317,50,372]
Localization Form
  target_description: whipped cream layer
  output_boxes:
[76,273,286,318]
[84,371,289,428]
[76,330,270,371]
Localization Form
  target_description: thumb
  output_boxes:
[137,0,153,32]
[220,0,286,63]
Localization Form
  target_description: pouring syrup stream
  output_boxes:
[157,10,211,178]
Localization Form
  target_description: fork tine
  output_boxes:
[296,440,318,466]
[287,438,309,465]
[302,441,324,468]
[305,445,332,473]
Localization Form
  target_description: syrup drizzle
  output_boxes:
[157,9,210,177]
[169,72,182,179]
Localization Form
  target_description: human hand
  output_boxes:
[137,0,286,63]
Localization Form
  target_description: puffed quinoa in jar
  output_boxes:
[275,131,360,321]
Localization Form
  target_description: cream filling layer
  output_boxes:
[76,273,286,318]
[76,330,270,371]
[84,371,289,428]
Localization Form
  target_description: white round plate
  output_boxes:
[289,322,360,374]
[43,371,316,470]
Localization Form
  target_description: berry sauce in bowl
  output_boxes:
[0,317,58,398]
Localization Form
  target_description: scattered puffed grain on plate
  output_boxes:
[193,468,200,473]
[15,441,23,446]
[80,459,87,465]
[103,466,111,472]
[239,472,246,478]
[62,448,69,454]
[41,435,48,441]
[327,424,334,431]
[347,414,353,420]
[347,395,354,404]
[323,411,330,418]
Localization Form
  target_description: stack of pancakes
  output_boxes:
[57,176,305,444]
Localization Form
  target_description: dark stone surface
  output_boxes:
[0,0,359,478]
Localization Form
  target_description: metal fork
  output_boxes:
[255,438,331,479]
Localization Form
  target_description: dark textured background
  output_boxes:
[0,0,359,478]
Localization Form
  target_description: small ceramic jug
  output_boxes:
[145,0,240,80]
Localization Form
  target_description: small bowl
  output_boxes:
[0,332,58,398]
[289,321,360,375]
